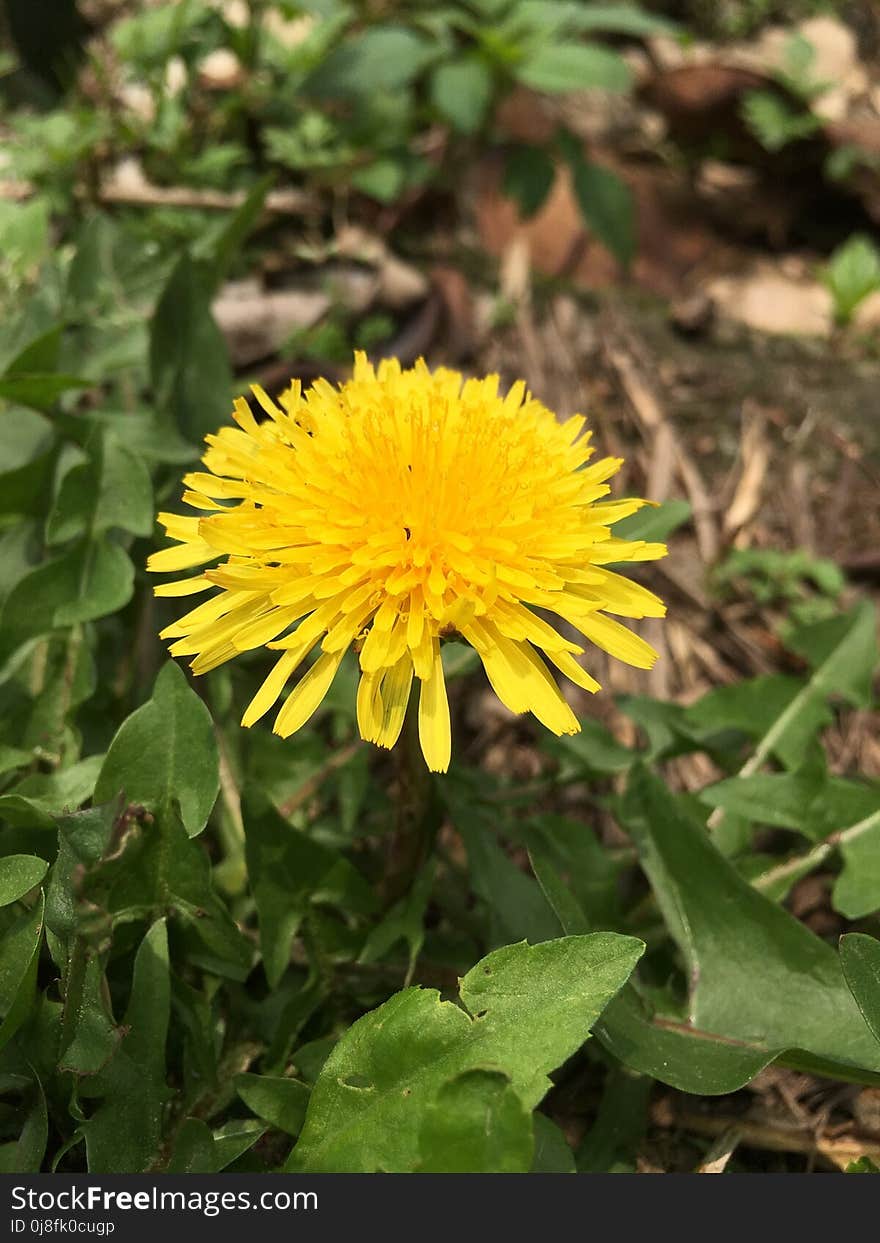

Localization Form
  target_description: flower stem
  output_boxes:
[382,700,437,909]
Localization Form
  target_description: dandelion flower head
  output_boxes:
[149,354,666,771]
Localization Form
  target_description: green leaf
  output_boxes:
[0,1071,47,1174]
[847,1156,880,1173]
[46,802,119,940]
[596,986,777,1094]
[359,861,434,981]
[834,815,880,919]
[517,42,631,94]
[742,89,821,153]
[150,253,232,444]
[555,4,679,35]
[822,234,880,327]
[194,175,273,295]
[287,933,643,1172]
[0,408,55,517]
[457,809,563,947]
[94,662,219,837]
[0,757,103,830]
[0,855,48,905]
[564,147,635,268]
[0,894,44,1054]
[700,771,878,842]
[577,1065,650,1172]
[619,766,880,1079]
[841,934,880,1047]
[244,789,377,987]
[545,719,634,777]
[430,56,493,134]
[786,601,877,710]
[0,541,133,664]
[612,499,692,544]
[59,952,122,1076]
[166,1119,219,1173]
[530,1114,575,1173]
[682,676,830,772]
[236,1073,311,1137]
[46,429,154,544]
[79,920,172,1173]
[503,145,556,218]
[418,1069,533,1173]
[307,27,437,98]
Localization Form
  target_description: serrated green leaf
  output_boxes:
[287,933,643,1172]
[166,1119,219,1173]
[94,662,219,837]
[418,1069,533,1173]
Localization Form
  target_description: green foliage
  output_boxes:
[821,234,880,328]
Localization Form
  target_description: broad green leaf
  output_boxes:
[841,934,880,1047]
[79,920,172,1173]
[620,766,880,1078]
[682,675,830,772]
[430,56,493,134]
[166,1119,219,1173]
[236,1073,311,1137]
[307,27,437,97]
[531,1114,575,1173]
[545,719,634,776]
[566,150,635,268]
[596,986,777,1094]
[59,953,122,1076]
[0,894,44,1054]
[94,661,219,837]
[0,408,55,517]
[503,145,556,218]
[0,541,134,663]
[530,815,623,930]
[212,1120,266,1171]
[517,43,631,94]
[722,602,878,778]
[0,757,102,829]
[46,429,153,544]
[613,499,692,545]
[244,789,376,987]
[834,815,880,918]
[150,254,232,444]
[0,855,48,905]
[527,827,776,1093]
[418,1069,533,1173]
[287,934,643,1172]
[700,771,878,842]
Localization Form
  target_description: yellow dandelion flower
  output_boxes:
[148,354,666,772]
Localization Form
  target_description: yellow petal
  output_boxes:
[242,646,310,727]
[418,642,450,773]
[576,612,658,669]
[375,655,413,750]
[274,649,344,738]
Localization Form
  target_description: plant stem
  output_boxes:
[381,700,437,909]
